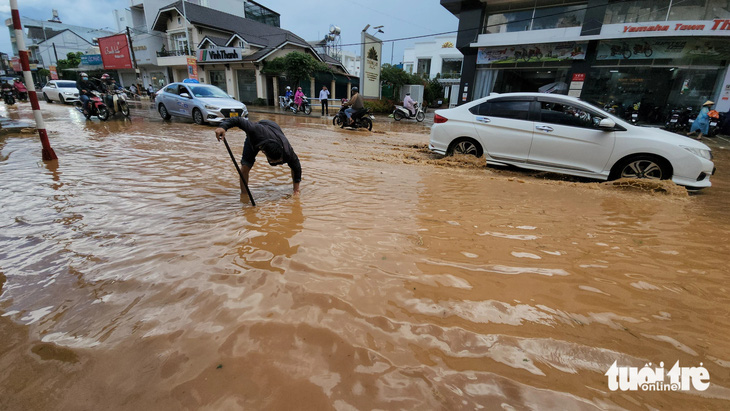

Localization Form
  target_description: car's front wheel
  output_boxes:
[193,108,205,125]
[159,103,171,120]
[610,155,671,181]
[44,93,52,103]
[448,138,483,157]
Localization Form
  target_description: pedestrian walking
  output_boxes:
[319,85,330,116]
[688,100,714,140]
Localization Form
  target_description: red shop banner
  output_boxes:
[98,34,133,70]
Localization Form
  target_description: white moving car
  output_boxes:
[429,93,715,189]
[42,80,79,104]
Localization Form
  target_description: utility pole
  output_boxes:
[52,42,58,63]
[126,26,138,70]
[181,0,191,55]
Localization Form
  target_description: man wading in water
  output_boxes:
[215,118,301,196]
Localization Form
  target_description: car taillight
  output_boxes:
[434,114,448,123]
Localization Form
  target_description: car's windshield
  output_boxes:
[57,81,76,88]
[189,85,229,98]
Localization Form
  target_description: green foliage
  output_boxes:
[38,68,50,79]
[363,98,395,114]
[424,77,444,106]
[261,52,329,87]
[56,52,83,71]
[381,64,424,97]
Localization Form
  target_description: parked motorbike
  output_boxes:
[333,104,373,131]
[15,91,28,101]
[3,89,16,105]
[665,107,693,133]
[393,102,425,122]
[74,91,110,120]
[625,102,640,125]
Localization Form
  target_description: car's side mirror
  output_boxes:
[598,118,616,129]
[180,92,191,99]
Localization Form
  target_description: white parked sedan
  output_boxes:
[429,92,715,189]
[41,80,79,104]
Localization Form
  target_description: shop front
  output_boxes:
[447,0,730,124]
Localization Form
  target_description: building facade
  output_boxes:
[443,0,730,120]
[150,1,353,104]
[4,11,113,74]
[403,35,464,106]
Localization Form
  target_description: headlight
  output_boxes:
[204,104,219,110]
[681,146,712,160]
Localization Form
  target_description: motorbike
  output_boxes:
[3,88,16,105]
[105,90,130,117]
[74,91,110,121]
[333,104,373,131]
[393,102,425,122]
[293,96,312,115]
[625,102,640,125]
[665,107,693,133]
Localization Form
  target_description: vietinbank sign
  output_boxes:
[603,20,730,38]
[197,48,242,63]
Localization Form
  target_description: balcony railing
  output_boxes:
[156,48,196,57]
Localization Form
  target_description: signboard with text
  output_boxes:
[98,34,133,70]
[602,19,730,38]
[187,57,198,80]
[11,57,20,72]
[197,47,243,63]
[80,54,103,66]
[477,41,587,64]
[360,32,382,99]
[596,37,730,60]
[50,65,58,80]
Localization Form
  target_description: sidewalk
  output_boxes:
[0,115,35,134]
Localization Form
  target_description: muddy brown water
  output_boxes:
[1,102,730,410]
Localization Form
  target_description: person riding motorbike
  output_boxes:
[1,80,14,104]
[344,87,365,127]
[403,92,416,117]
[77,72,100,115]
[100,73,123,113]
[13,78,27,100]
[283,86,293,109]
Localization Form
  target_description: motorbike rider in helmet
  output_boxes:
[343,87,365,126]
[77,72,100,115]
[100,73,122,113]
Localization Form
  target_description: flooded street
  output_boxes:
[2,102,730,410]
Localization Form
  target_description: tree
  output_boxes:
[262,52,328,89]
[56,52,83,71]
[424,75,444,107]
[381,63,423,98]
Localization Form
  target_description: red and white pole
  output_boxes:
[9,0,57,161]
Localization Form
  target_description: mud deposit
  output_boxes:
[1,103,730,410]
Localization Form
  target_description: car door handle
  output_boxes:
[536,125,554,132]
[476,116,491,124]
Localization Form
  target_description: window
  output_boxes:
[165,85,178,95]
[441,59,462,77]
[178,85,191,96]
[417,59,431,76]
[405,63,414,74]
[469,99,531,120]
[486,9,533,33]
[538,101,601,128]
[171,33,188,52]
[532,5,586,30]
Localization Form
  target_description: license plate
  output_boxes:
[670,119,677,123]
[229,112,239,117]
[710,121,717,126]
[632,114,638,117]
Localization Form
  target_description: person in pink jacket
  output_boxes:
[294,87,304,111]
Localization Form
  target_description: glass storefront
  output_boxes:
[581,66,723,123]
[485,4,586,34]
[236,69,257,103]
[208,70,226,92]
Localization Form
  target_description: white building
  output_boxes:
[402,35,463,106]
[402,35,463,79]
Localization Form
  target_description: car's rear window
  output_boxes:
[57,81,76,88]
[469,100,531,121]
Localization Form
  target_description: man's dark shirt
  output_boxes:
[220,117,302,183]
[77,79,98,96]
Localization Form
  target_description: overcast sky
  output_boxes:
[0,0,459,65]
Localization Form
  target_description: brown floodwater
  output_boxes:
[1,102,730,410]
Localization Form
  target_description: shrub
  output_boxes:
[364,99,396,113]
